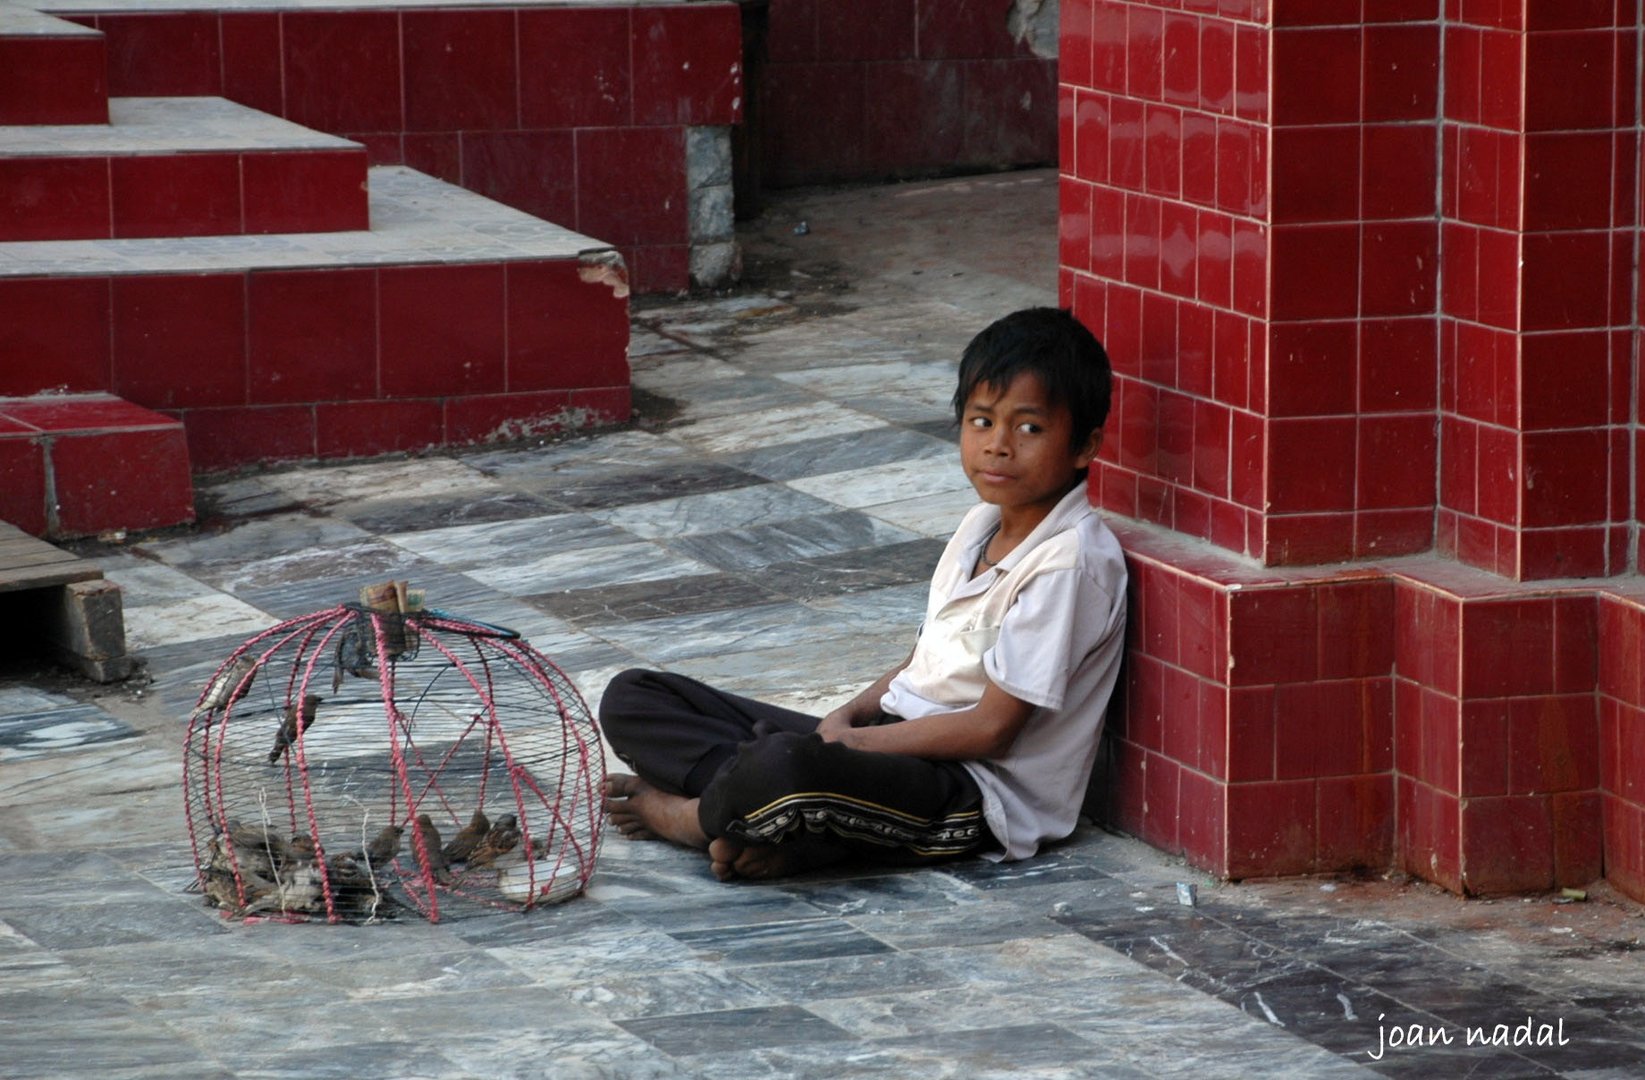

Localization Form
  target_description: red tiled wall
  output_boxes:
[1598,592,1645,898]
[760,0,1057,186]
[66,4,743,293]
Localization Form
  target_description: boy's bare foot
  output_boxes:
[707,836,849,882]
[603,775,709,850]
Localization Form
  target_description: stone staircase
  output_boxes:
[0,0,631,541]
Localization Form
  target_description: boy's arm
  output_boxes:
[818,681,1035,762]
[816,649,914,736]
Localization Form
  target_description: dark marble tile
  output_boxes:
[534,462,767,511]
[905,418,960,444]
[749,539,945,601]
[939,851,1111,891]
[872,1021,1103,1071]
[524,573,781,625]
[343,491,562,534]
[619,1005,851,1057]
[732,949,963,1003]
[777,871,986,917]
[207,1040,468,1080]
[601,891,829,934]
[0,703,136,760]
[847,903,1075,951]
[670,918,893,965]
[665,510,917,574]
[724,426,953,483]
[1,896,230,951]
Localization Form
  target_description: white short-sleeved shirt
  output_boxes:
[879,484,1128,860]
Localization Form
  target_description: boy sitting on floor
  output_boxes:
[600,306,1127,881]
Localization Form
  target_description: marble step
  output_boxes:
[0,2,106,124]
[0,166,631,471]
[0,96,369,241]
[0,392,193,538]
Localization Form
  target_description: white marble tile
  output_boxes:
[134,513,371,570]
[668,402,886,455]
[461,541,717,595]
[861,486,981,538]
[383,514,631,568]
[788,456,972,509]
[260,457,500,509]
[96,556,276,647]
[590,602,844,664]
[772,359,957,405]
[587,484,833,539]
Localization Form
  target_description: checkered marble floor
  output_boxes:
[2,171,1642,1079]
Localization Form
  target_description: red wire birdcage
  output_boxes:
[183,598,605,923]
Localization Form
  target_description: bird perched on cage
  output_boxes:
[357,823,404,869]
[411,814,453,885]
[191,655,258,723]
[288,833,317,862]
[267,694,323,765]
[465,814,521,868]
[441,808,489,863]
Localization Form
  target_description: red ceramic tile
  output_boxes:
[568,386,630,426]
[0,278,111,395]
[1526,0,1618,31]
[1060,180,1093,274]
[1597,598,1643,704]
[111,153,241,238]
[1359,318,1437,413]
[1363,124,1435,220]
[916,0,1026,59]
[1140,292,1178,387]
[1161,14,1200,107]
[506,260,630,392]
[1126,6,1164,100]
[1440,223,1479,322]
[1553,595,1599,694]
[1478,27,1524,130]
[99,12,220,95]
[1178,301,1214,395]
[242,150,369,234]
[1460,698,1511,796]
[1521,231,1611,332]
[1270,126,1360,224]
[1616,702,1645,802]
[112,274,247,409]
[1317,774,1395,870]
[1180,113,1217,207]
[767,0,818,62]
[1524,29,1617,131]
[1173,487,1213,541]
[1508,694,1599,794]
[576,127,688,246]
[221,13,283,116]
[1228,404,1263,506]
[1521,428,1609,527]
[1061,0,1093,87]
[817,0,915,61]
[50,426,193,535]
[518,8,631,127]
[0,38,106,124]
[1059,85,1076,174]
[1194,211,1232,307]
[1394,675,1423,776]
[1139,474,1173,526]
[283,11,403,134]
[1091,0,1128,94]
[1199,18,1234,114]
[443,390,575,445]
[248,269,377,405]
[1443,25,1482,125]
[183,405,315,470]
[1275,679,1380,779]
[1127,651,1168,753]
[1266,416,1356,512]
[1272,0,1360,25]
[460,130,577,226]
[633,4,743,125]
[1519,331,1610,430]
[0,438,47,535]
[1231,220,1267,318]
[1272,27,1360,124]
[1161,665,1206,767]
[1226,779,1316,877]
[1460,794,1554,893]
[1475,226,1520,330]
[1266,512,1356,564]
[1233,23,1269,121]
[1270,224,1359,320]
[1143,104,1183,199]
[1191,398,1230,498]
[1141,750,1182,851]
[961,59,1057,165]
[1361,222,1437,317]
[1104,288,1143,380]
[1214,117,1253,215]
[345,133,403,165]
[1089,186,1125,280]
[1523,132,1614,232]
[1317,579,1396,680]
[379,265,505,398]
[403,10,517,131]
[1177,768,1227,872]
[0,395,173,433]
[1363,23,1438,122]
[1551,790,1603,887]
[1156,388,1194,484]
[1473,422,1520,526]
[863,62,964,172]
[1140,564,1181,666]
[1449,320,1502,424]
[1228,585,1320,685]
[1267,321,1356,418]
[1107,737,1148,835]
[1108,96,1146,190]
[1356,507,1434,556]
[1358,413,1437,510]
[1418,684,1460,792]
[315,400,443,459]
[1394,581,1462,693]
[1408,778,1463,888]
[1124,194,1162,290]
[0,158,110,242]
[1227,685,1275,782]
[1461,597,1557,697]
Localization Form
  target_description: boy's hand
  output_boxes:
[816,708,861,745]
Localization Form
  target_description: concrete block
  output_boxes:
[690,241,740,290]
[689,183,735,243]
[686,126,733,189]
[45,578,134,682]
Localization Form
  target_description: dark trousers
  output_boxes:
[599,668,991,862]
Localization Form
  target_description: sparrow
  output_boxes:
[192,655,258,722]
[441,808,489,864]
[243,864,322,915]
[267,694,323,765]
[412,814,452,884]
[202,866,273,913]
[221,821,295,877]
[287,833,317,863]
[465,814,521,869]
[361,824,404,867]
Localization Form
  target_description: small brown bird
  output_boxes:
[441,808,489,863]
[287,833,317,863]
[465,814,521,869]
[412,814,452,884]
[267,694,322,765]
[193,656,258,722]
[361,824,404,868]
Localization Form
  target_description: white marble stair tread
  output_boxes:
[0,0,98,35]
[35,0,678,13]
[0,97,360,156]
[0,166,614,277]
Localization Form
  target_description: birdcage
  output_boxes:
[183,586,605,923]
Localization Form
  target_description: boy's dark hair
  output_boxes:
[952,307,1112,449]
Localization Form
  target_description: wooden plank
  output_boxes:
[0,522,103,593]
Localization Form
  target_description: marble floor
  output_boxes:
[2,170,1643,1078]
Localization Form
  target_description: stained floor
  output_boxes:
[1,170,1643,1078]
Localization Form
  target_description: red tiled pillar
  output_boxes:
[1439,6,1637,580]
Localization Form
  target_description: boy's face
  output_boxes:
[959,371,1101,522]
